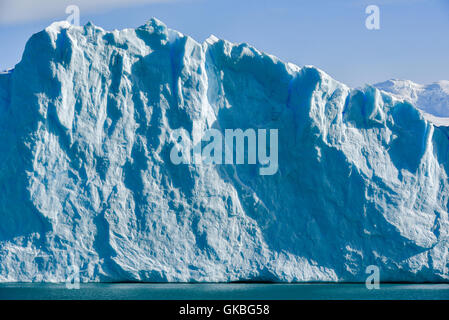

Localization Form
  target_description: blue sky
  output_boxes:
[0,0,448,87]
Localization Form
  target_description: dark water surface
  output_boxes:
[0,283,448,300]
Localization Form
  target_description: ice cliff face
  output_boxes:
[0,19,448,282]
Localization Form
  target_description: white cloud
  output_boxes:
[0,0,176,24]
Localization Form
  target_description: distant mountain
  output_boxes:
[0,19,448,282]
[374,79,449,118]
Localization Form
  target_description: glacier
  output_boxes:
[0,18,448,282]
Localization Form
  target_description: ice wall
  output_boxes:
[0,19,447,282]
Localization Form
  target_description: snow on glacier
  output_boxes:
[0,18,448,282]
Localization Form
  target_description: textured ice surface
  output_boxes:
[0,19,448,282]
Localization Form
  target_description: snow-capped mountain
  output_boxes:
[374,79,449,118]
[0,19,448,282]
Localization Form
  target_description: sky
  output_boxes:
[0,0,448,87]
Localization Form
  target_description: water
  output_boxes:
[0,283,448,300]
